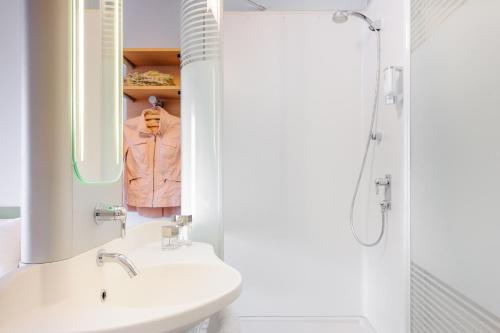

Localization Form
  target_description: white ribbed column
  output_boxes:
[180,0,223,257]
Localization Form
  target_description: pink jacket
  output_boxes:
[124,109,181,208]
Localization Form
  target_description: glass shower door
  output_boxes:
[410,0,500,331]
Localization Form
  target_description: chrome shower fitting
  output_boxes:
[332,10,381,31]
[371,131,383,142]
[375,174,392,211]
[349,174,392,248]
[341,9,384,248]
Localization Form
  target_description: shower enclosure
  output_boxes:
[222,0,408,331]
[224,0,500,331]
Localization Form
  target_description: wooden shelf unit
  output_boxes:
[123,48,181,117]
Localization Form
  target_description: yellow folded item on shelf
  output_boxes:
[126,70,175,86]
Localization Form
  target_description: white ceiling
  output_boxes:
[224,0,369,12]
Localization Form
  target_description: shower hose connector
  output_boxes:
[380,200,391,212]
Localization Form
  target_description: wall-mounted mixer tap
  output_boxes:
[94,204,128,237]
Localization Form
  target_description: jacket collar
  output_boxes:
[138,108,170,135]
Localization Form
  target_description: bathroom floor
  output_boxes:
[239,317,376,333]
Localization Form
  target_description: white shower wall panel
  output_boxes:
[361,0,410,332]
[223,12,365,316]
[224,0,369,12]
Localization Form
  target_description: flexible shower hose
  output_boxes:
[349,30,386,247]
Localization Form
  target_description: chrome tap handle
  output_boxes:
[94,204,128,237]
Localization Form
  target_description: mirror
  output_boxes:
[72,0,123,183]
[121,0,183,220]
[121,0,223,255]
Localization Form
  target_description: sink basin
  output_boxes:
[0,222,242,333]
[108,263,238,308]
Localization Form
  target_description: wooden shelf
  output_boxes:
[123,48,181,68]
[123,86,180,102]
[123,48,181,107]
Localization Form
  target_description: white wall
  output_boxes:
[361,0,409,332]
[224,0,368,11]
[0,0,22,207]
[223,12,365,317]
[124,0,180,48]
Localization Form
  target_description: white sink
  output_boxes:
[0,222,242,333]
[109,264,238,308]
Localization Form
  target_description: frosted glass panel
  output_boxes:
[410,0,500,331]
[72,0,123,183]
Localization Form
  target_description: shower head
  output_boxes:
[332,11,350,24]
[332,11,381,31]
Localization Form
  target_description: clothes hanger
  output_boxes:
[144,110,161,121]
[145,96,162,119]
[147,95,172,114]
[144,96,163,133]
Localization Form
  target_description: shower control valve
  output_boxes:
[375,174,391,195]
[375,174,392,211]
[94,204,128,238]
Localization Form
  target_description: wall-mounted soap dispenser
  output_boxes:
[383,66,404,105]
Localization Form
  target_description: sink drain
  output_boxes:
[100,289,107,303]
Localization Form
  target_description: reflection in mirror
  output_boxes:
[122,1,183,222]
[72,0,123,183]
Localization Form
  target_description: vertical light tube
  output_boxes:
[78,0,85,161]
[114,0,121,164]
[72,0,123,182]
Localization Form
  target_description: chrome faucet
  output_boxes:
[96,249,139,278]
[94,204,128,238]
